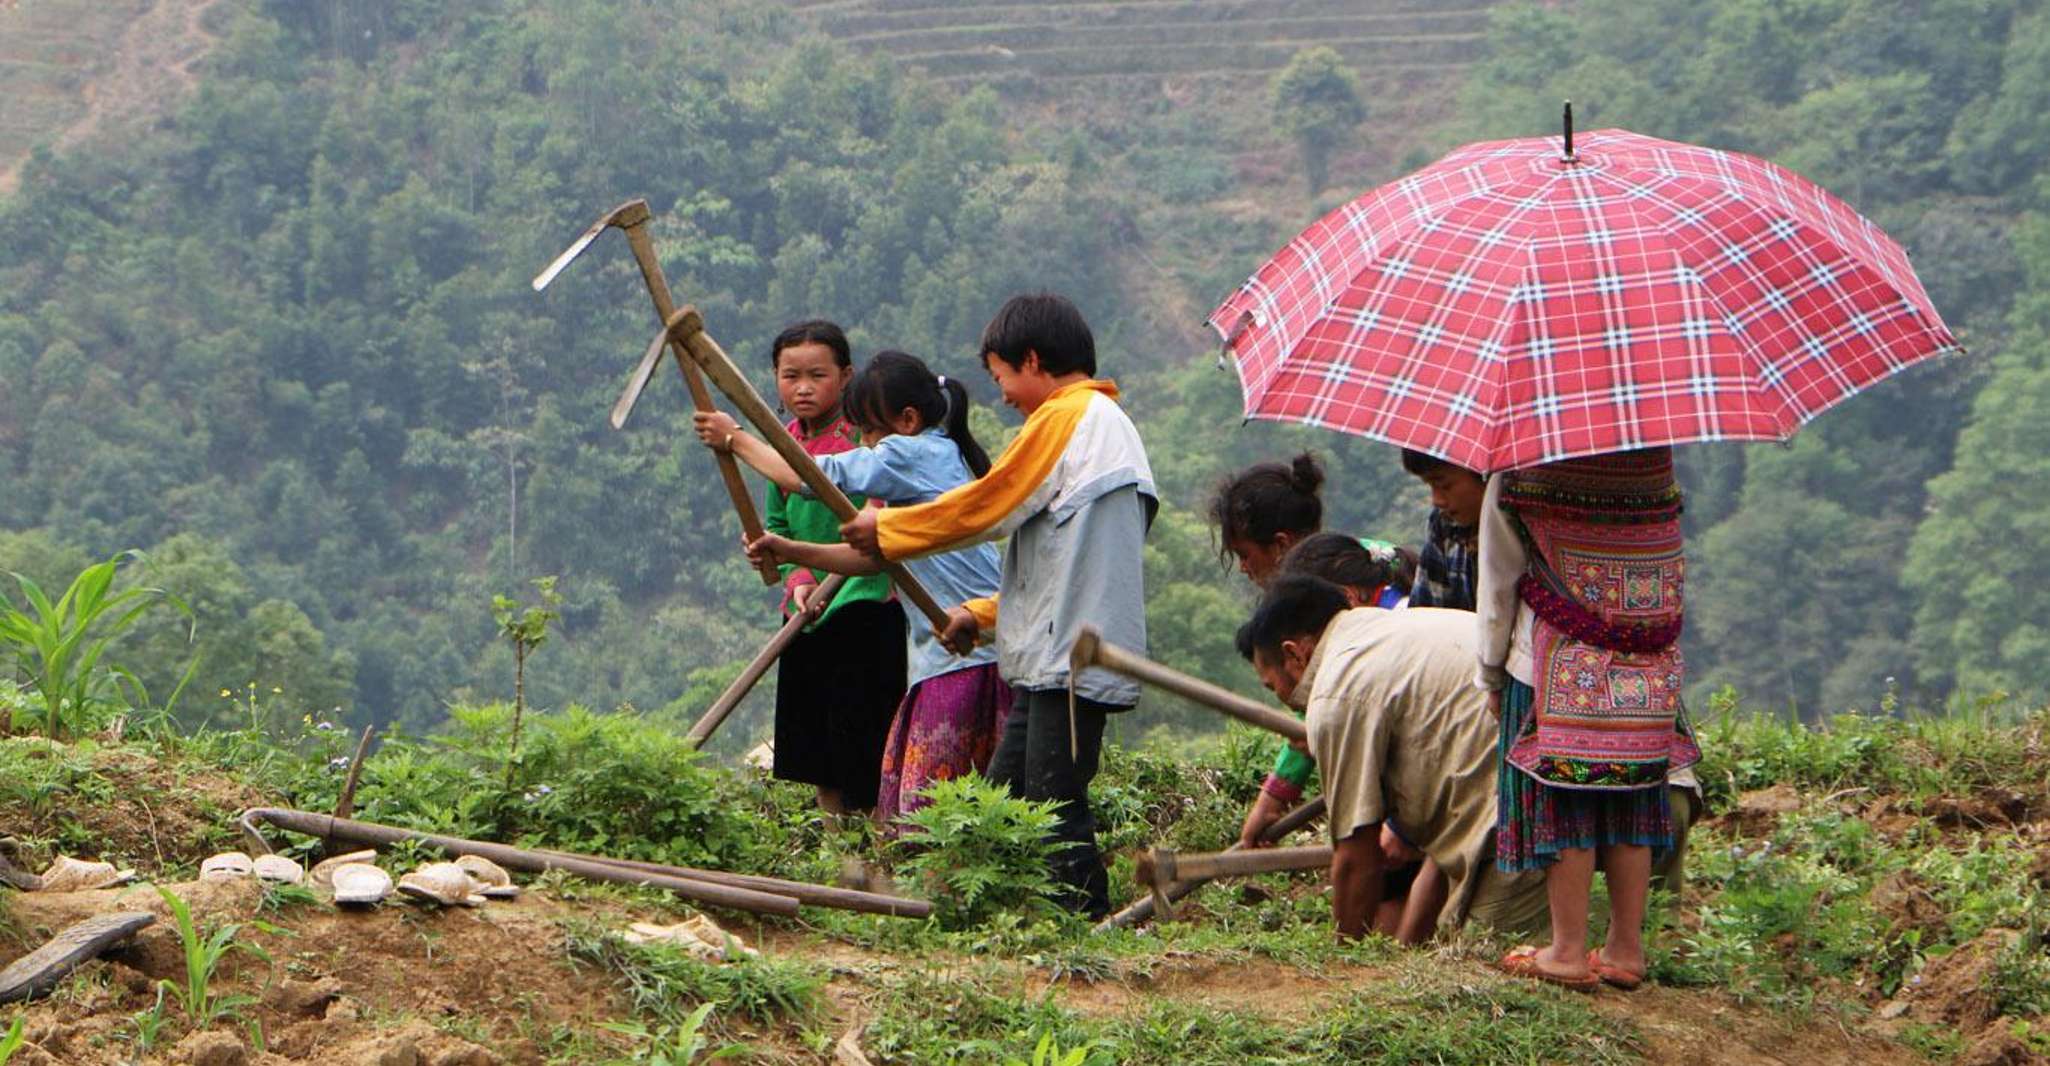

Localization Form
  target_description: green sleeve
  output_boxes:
[1271,742,1315,789]
[765,485,798,583]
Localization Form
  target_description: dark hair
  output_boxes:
[980,292,1096,376]
[770,319,852,369]
[1399,448,1447,477]
[1209,453,1324,562]
[1233,574,1350,662]
[1278,533,1416,598]
[1400,448,1484,483]
[845,350,993,477]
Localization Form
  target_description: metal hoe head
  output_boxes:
[613,309,707,428]
[530,198,652,292]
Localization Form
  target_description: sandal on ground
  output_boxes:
[1587,948,1645,991]
[1496,945,1600,992]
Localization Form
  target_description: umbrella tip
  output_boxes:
[1561,100,1577,163]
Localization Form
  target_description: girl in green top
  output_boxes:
[750,320,904,815]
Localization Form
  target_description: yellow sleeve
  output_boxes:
[874,392,1086,560]
[963,595,999,632]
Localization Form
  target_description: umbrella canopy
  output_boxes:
[1209,127,1960,473]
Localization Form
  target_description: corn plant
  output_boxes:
[154,885,270,1026]
[0,552,193,740]
[0,1015,24,1065]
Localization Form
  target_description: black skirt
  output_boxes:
[773,597,907,808]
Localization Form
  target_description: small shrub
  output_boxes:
[894,775,1063,930]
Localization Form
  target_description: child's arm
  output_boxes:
[746,533,882,577]
[694,412,803,495]
[844,395,1086,560]
[1474,475,1525,691]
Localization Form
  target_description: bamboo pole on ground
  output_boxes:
[240,808,801,916]
[530,848,929,918]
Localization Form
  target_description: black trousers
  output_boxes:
[987,686,1120,918]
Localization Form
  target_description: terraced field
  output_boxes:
[0,0,221,194]
[783,0,1500,84]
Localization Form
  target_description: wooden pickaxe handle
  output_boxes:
[684,573,849,749]
[662,307,954,633]
[616,217,780,587]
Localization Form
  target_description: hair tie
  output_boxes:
[934,375,954,424]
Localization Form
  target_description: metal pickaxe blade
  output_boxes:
[533,198,779,585]
[611,327,668,430]
[531,199,650,292]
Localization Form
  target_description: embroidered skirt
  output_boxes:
[1497,679,1672,873]
[875,662,1014,834]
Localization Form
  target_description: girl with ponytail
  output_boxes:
[697,351,1009,832]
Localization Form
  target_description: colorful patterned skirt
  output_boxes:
[875,663,1014,834]
[1497,679,1672,873]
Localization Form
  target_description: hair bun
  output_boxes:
[1289,453,1325,494]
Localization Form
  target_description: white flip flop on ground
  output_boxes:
[253,854,305,886]
[330,863,392,906]
[452,854,520,899]
[37,856,138,892]
[199,852,253,883]
[310,850,377,889]
[397,862,485,907]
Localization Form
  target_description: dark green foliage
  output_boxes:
[894,775,1064,930]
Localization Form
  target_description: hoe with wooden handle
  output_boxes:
[1068,626,1307,744]
[1132,844,1333,921]
[531,198,779,585]
[655,307,953,633]
[1097,795,1326,930]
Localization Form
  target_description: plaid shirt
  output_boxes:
[1409,509,1477,612]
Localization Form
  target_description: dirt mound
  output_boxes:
[0,878,632,1065]
[0,741,266,873]
[1718,784,1805,838]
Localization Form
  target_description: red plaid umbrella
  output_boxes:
[1208,126,1960,473]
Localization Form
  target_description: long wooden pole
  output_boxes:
[1097,795,1326,930]
[1070,626,1307,743]
[662,307,951,631]
[238,808,800,917]
[1137,844,1332,887]
[530,848,929,918]
[614,208,780,586]
[685,574,848,749]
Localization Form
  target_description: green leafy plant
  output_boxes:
[128,987,171,1054]
[1005,1030,1102,1066]
[600,1003,746,1065]
[894,775,1064,930]
[491,575,560,787]
[155,884,271,1026]
[0,552,193,740]
[0,1015,25,1065]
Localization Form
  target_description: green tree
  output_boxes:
[1270,47,1365,193]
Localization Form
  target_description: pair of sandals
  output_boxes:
[200,851,305,885]
[1497,945,1644,992]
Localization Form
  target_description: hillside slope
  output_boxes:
[0,0,226,194]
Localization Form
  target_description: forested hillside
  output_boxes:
[2,0,2046,743]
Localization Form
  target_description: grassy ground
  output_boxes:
[0,685,2045,1063]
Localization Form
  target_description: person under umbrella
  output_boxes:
[1208,108,1961,984]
